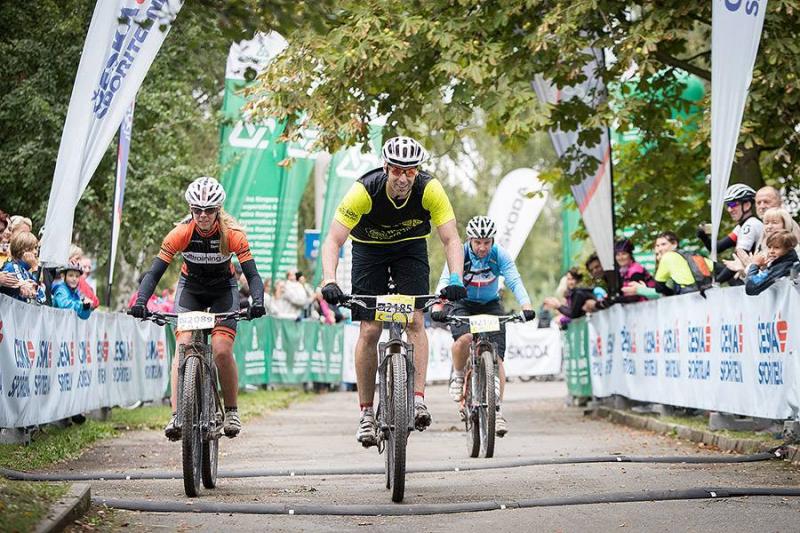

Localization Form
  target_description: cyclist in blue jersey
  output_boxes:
[433,216,535,436]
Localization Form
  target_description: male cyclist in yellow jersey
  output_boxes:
[320,136,467,447]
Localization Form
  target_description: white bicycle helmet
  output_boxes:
[185,177,226,208]
[466,216,497,239]
[723,183,756,203]
[382,136,429,168]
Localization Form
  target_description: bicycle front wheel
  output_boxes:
[385,354,408,503]
[465,367,480,458]
[478,351,497,458]
[201,364,220,489]
[181,354,203,497]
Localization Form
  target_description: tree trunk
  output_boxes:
[729,145,763,189]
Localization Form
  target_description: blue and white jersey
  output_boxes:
[437,242,531,305]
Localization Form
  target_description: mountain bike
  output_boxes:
[132,310,248,497]
[339,293,441,503]
[436,312,524,458]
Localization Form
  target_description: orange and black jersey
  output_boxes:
[135,217,264,310]
[157,218,253,287]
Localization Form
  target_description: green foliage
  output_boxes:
[248,0,800,250]
[0,478,68,533]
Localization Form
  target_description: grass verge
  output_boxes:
[0,477,67,532]
[0,387,310,471]
[658,414,782,443]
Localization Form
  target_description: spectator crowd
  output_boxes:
[543,184,800,328]
[0,210,99,320]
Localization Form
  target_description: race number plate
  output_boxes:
[374,295,416,323]
[469,314,500,333]
[177,311,215,331]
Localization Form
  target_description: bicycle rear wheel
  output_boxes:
[479,350,497,458]
[181,354,203,497]
[386,354,408,503]
[201,364,220,489]
[465,367,480,458]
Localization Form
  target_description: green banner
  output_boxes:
[219,78,291,276]
[233,316,273,385]
[269,319,344,383]
[270,131,317,281]
[218,78,316,281]
[232,317,344,385]
[565,317,592,398]
[313,125,383,285]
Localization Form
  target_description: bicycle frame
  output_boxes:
[174,328,222,442]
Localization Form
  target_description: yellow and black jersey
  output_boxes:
[334,168,455,244]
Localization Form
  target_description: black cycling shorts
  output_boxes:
[350,238,430,321]
[174,277,239,339]
[448,299,507,360]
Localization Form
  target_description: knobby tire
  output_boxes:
[465,367,480,458]
[181,354,203,497]
[201,364,219,489]
[479,351,497,458]
[388,354,408,503]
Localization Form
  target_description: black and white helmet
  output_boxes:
[466,216,497,239]
[185,177,226,208]
[723,183,756,203]
[382,136,428,168]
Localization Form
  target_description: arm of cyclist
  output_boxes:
[696,226,736,254]
[131,257,169,318]
[496,247,535,321]
[240,259,265,317]
[436,220,466,301]
[320,220,351,304]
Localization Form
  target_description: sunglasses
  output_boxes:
[388,165,418,177]
[191,206,219,215]
[725,201,740,208]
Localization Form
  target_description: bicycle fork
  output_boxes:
[377,324,416,441]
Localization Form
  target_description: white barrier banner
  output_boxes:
[0,295,169,427]
[587,282,800,419]
[710,0,768,260]
[342,323,562,383]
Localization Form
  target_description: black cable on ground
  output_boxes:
[0,449,784,482]
[94,487,800,516]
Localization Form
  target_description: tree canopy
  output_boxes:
[249,0,800,243]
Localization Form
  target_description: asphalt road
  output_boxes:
[59,381,800,532]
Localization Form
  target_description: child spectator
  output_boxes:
[745,230,800,296]
[52,262,93,319]
[728,208,798,279]
[0,231,45,303]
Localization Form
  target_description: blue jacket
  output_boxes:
[438,242,531,305]
[1,259,45,304]
[52,281,92,320]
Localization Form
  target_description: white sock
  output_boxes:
[361,406,374,416]
[414,395,425,405]
[453,369,465,378]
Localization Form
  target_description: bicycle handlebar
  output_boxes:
[338,294,443,312]
[127,309,250,327]
[435,313,526,325]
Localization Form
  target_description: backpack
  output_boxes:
[676,250,713,296]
